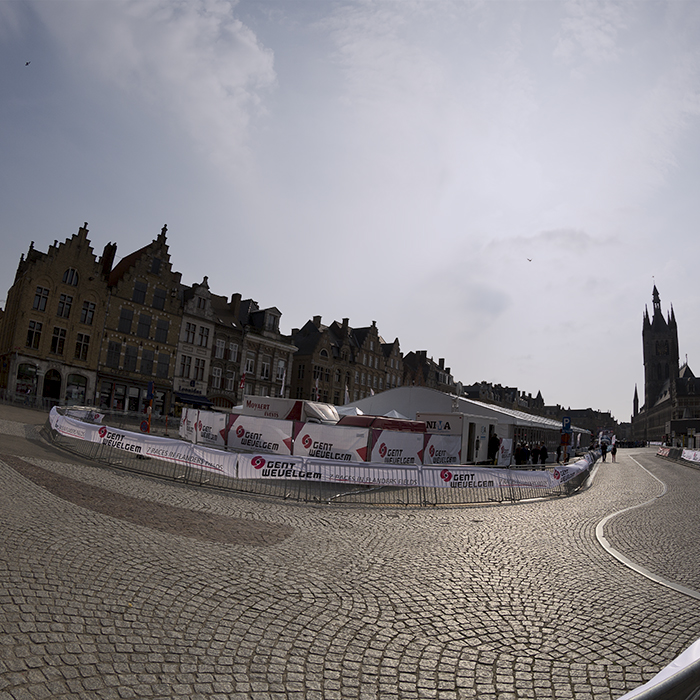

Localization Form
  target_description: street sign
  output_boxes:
[562,416,572,433]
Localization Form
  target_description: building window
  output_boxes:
[212,367,222,389]
[226,374,236,391]
[26,320,42,349]
[229,343,238,361]
[180,355,192,378]
[57,293,73,318]
[80,301,95,325]
[185,322,196,344]
[297,364,305,380]
[260,358,271,379]
[277,360,286,381]
[132,280,147,304]
[265,314,278,332]
[62,268,79,286]
[117,308,133,333]
[156,353,170,378]
[106,341,121,369]
[136,314,151,339]
[140,349,154,375]
[124,345,138,372]
[215,339,225,359]
[245,355,255,374]
[194,358,205,381]
[151,257,161,274]
[152,288,166,310]
[74,333,90,361]
[198,326,209,348]
[155,319,169,343]
[50,327,66,355]
[33,287,49,312]
[197,296,206,310]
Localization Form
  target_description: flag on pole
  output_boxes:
[239,373,246,391]
[314,377,320,401]
[279,367,286,397]
[344,384,350,405]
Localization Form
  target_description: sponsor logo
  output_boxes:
[252,456,266,469]
[440,468,452,482]
[236,425,245,438]
[379,443,387,458]
[99,426,107,438]
[302,434,312,449]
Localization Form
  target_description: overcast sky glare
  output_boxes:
[2,0,700,423]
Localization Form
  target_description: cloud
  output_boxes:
[34,0,276,171]
[554,0,629,65]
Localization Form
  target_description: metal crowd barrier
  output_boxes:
[43,411,593,506]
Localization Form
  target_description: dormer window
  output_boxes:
[265,314,279,332]
[320,349,329,358]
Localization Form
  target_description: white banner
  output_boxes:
[179,408,198,442]
[225,414,294,455]
[497,438,513,466]
[682,448,700,464]
[421,465,554,489]
[370,430,424,465]
[292,423,369,462]
[195,410,228,448]
[50,408,238,477]
[422,434,461,465]
[238,453,419,486]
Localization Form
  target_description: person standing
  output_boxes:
[540,443,548,464]
[488,432,500,465]
[601,442,608,462]
[611,443,617,463]
[531,443,541,466]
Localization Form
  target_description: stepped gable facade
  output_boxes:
[0,223,108,405]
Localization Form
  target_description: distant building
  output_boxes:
[402,351,455,394]
[632,285,700,444]
[290,318,399,404]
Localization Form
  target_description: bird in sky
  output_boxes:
[527,258,532,262]
[25,61,30,66]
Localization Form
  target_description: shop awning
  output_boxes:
[174,392,214,407]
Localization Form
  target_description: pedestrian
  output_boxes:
[540,443,548,464]
[531,442,541,466]
[522,443,531,465]
[488,432,500,465]
[514,443,523,465]
[556,444,562,463]
[611,443,617,463]
[601,442,608,462]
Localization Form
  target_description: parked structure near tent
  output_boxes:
[346,386,591,463]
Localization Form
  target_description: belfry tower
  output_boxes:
[642,285,679,411]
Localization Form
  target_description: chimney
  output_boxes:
[439,358,445,370]
[100,242,117,276]
[342,318,349,336]
[229,293,241,319]
[313,315,322,328]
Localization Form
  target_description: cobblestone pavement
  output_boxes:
[2,407,700,700]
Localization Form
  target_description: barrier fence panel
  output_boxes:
[44,407,596,507]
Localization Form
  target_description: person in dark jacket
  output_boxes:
[540,444,548,464]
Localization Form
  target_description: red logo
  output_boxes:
[379,443,387,458]
[302,434,312,449]
[429,445,435,457]
[251,456,266,469]
[440,469,452,482]
[236,425,245,438]
[98,426,107,438]
[553,469,561,481]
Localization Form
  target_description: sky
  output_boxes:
[2,0,700,424]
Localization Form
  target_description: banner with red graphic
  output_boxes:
[237,453,419,486]
[370,430,424,465]
[422,434,461,465]
[292,423,369,462]
[224,414,294,455]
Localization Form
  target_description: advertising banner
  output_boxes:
[238,453,419,486]
[194,410,228,448]
[497,438,513,466]
[421,465,554,489]
[292,423,369,462]
[225,414,294,455]
[422,434,461,465]
[370,430,424,465]
[49,409,238,477]
[179,408,198,442]
[682,449,700,464]
[550,459,590,485]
